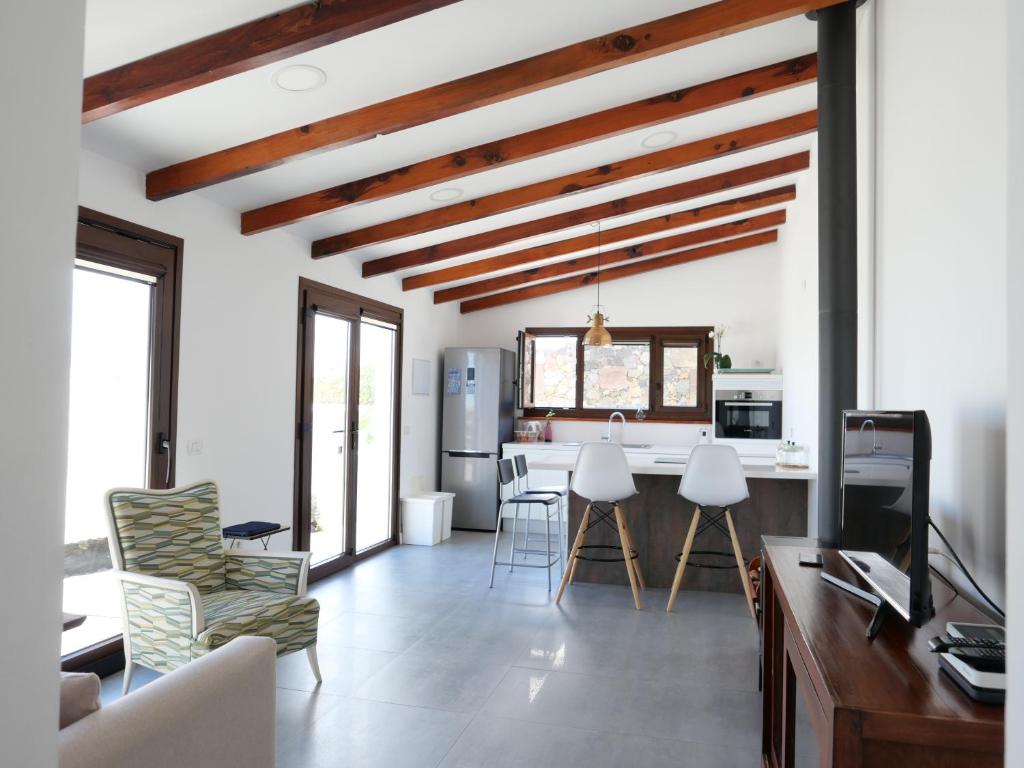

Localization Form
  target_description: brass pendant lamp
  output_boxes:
[582,221,612,347]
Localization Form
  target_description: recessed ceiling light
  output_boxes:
[641,130,677,149]
[430,187,464,203]
[273,64,327,93]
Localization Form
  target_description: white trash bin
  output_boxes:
[401,496,443,546]
[418,492,456,540]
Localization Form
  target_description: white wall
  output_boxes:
[776,140,819,467]
[457,240,782,443]
[78,150,462,541]
[874,2,1008,605]
[0,3,85,765]
[1006,0,1023,755]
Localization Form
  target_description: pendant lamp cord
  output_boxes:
[596,221,602,310]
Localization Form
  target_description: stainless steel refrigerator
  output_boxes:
[441,347,515,530]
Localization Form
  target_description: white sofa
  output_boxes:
[59,636,276,768]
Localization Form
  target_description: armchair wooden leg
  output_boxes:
[613,504,642,610]
[556,503,592,604]
[725,508,757,620]
[620,512,646,590]
[567,503,591,586]
[306,645,323,683]
[122,659,136,696]
[667,505,701,613]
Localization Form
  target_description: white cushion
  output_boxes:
[59,671,101,729]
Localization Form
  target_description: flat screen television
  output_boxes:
[839,410,934,628]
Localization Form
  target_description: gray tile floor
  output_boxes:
[101,532,762,767]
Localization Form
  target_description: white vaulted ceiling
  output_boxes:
[80,0,819,301]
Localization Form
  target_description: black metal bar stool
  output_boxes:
[489,458,562,591]
[511,453,566,575]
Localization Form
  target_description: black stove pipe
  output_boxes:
[815,1,860,544]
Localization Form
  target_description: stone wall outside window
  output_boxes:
[663,345,698,407]
[583,343,650,409]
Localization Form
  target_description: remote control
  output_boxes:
[928,635,1004,654]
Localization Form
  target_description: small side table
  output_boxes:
[223,525,291,550]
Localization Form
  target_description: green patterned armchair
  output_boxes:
[105,480,320,694]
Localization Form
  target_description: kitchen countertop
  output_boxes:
[503,442,817,480]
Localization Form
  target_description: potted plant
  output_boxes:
[703,326,732,371]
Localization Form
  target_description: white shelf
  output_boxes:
[713,372,783,391]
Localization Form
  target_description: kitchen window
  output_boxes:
[531,335,577,409]
[517,326,713,422]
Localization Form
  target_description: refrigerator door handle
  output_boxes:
[444,450,494,459]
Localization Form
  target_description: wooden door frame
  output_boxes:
[293,278,403,583]
[63,208,183,674]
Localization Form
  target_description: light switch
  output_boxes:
[187,440,203,456]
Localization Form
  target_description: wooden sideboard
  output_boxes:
[760,539,1004,767]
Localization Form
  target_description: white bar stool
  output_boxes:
[666,444,756,618]
[555,442,645,609]
[489,458,562,591]
[512,453,566,575]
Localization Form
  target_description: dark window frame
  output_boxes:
[63,208,184,674]
[520,325,713,423]
[294,278,404,584]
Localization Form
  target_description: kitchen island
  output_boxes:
[503,442,816,593]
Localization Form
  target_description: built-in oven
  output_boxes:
[714,389,782,440]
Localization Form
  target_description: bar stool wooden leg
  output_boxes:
[613,504,642,610]
[620,512,646,590]
[725,507,756,620]
[567,503,591,586]
[556,503,592,604]
[667,505,701,613]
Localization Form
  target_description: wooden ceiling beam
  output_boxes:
[83,0,461,123]
[405,186,794,290]
[145,0,842,198]
[240,54,817,234]
[369,151,808,277]
[460,230,779,313]
[327,110,815,261]
[433,209,786,303]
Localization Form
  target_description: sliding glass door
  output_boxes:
[308,312,356,565]
[355,318,398,552]
[295,280,402,579]
[63,210,181,665]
